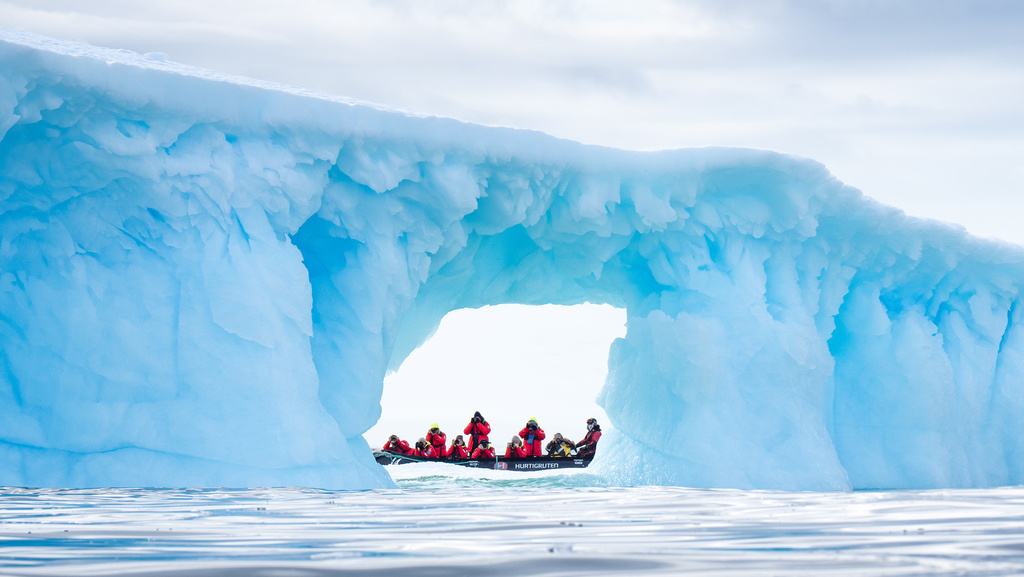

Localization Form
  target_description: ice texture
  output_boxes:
[2,30,1024,490]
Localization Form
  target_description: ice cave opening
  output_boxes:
[362,303,626,450]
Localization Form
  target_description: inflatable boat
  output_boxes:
[373,450,594,470]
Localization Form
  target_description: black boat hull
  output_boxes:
[373,450,593,470]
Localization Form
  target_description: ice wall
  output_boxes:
[2,30,1024,490]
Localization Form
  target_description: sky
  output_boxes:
[364,304,623,449]
[3,0,1023,447]
[3,0,1022,244]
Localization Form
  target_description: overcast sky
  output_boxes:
[364,304,622,449]
[3,1,1023,446]
[3,0,1022,243]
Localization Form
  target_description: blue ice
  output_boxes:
[2,29,1023,491]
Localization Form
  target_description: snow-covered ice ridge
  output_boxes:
[3,29,1023,491]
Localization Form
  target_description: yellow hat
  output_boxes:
[528,418,537,423]
[430,423,439,429]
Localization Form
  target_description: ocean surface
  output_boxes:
[3,462,1024,576]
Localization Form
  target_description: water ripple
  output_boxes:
[2,476,1024,575]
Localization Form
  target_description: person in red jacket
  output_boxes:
[464,411,491,451]
[383,435,412,455]
[575,418,602,457]
[504,436,528,458]
[446,435,469,459]
[471,439,495,459]
[426,423,447,455]
[518,418,546,457]
[413,438,439,458]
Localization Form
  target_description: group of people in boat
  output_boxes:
[382,412,602,460]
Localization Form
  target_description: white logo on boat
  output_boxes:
[513,462,559,470]
[495,462,508,470]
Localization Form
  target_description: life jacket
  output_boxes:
[547,439,575,458]
[519,425,546,456]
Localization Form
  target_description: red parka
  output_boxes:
[464,420,491,450]
[383,439,412,454]
[576,426,602,457]
[519,425,546,456]
[446,444,469,459]
[426,430,447,454]
[415,444,439,458]
[504,444,528,458]
[471,446,495,459]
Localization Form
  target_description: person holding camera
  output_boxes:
[504,435,528,458]
[414,437,438,458]
[383,434,412,455]
[470,439,495,459]
[446,435,469,459]
[545,433,575,458]
[518,418,546,457]
[463,411,491,451]
[426,423,447,455]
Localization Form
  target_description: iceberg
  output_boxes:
[2,29,1023,490]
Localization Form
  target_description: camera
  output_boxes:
[527,424,537,430]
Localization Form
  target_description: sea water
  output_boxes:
[3,463,1024,576]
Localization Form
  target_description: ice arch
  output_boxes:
[2,31,1024,490]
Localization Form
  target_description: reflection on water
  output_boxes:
[2,463,1024,575]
